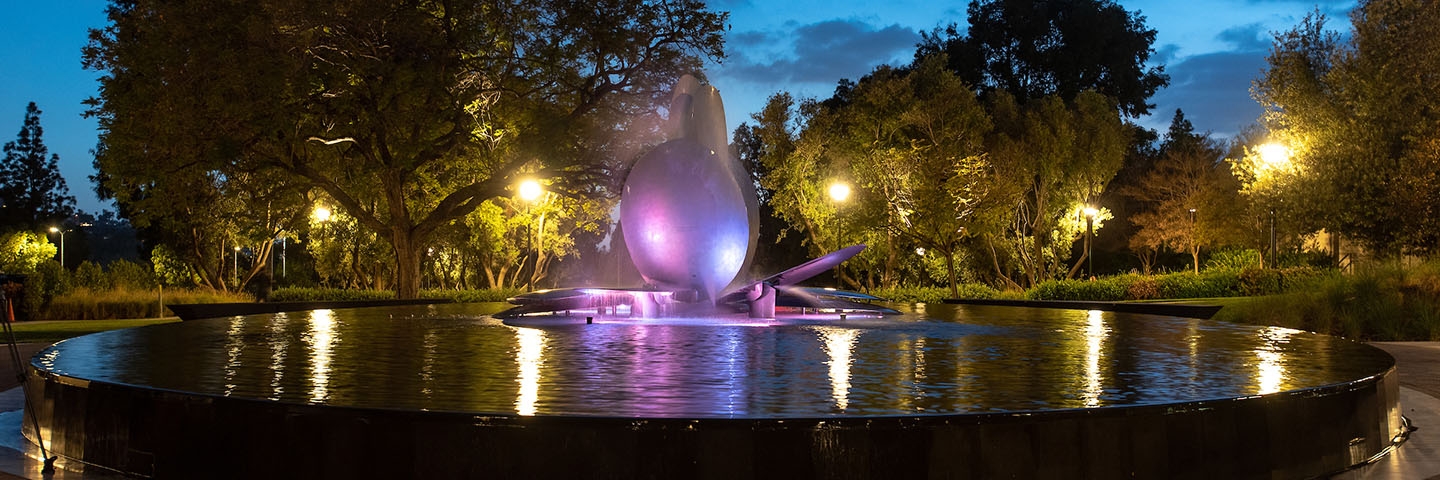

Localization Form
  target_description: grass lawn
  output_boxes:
[3,318,181,345]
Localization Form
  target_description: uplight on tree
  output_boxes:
[312,206,333,223]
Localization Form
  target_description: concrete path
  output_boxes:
[0,342,1438,478]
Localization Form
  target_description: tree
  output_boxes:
[85,0,726,298]
[1125,110,1230,273]
[917,0,1168,117]
[982,90,1127,287]
[0,102,76,231]
[1251,3,1440,256]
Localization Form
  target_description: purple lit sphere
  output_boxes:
[620,139,749,301]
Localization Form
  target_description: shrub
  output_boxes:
[268,288,396,302]
[1206,248,1262,271]
[423,288,526,303]
[42,287,254,320]
[107,259,158,290]
[74,261,108,290]
[1026,278,1126,301]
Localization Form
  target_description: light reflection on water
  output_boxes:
[34,302,1392,419]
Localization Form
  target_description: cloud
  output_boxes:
[1146,49,1269,138]
[718,19,920,85]
[1217,23,1270,52]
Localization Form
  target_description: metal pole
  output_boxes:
[1269,209,1276,268]
[1086,216,1094,278]
[281,237,287,278]
[59,231,65,267]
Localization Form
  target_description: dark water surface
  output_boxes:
[33,303,1392,418]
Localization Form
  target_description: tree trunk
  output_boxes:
[391,230,423,299]
[944,248,958,298]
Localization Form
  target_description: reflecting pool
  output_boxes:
[34,302,1392,418]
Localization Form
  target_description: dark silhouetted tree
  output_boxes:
[917,0,1169,117]
[0,102,76,232]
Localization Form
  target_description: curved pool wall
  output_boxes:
[23,303,1403,479]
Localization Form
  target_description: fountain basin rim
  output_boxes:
[27,355,1396,422]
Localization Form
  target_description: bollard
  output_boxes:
[586,316,593,324]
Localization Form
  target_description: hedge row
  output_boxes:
[1024,267,1332,302]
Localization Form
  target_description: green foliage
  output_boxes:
[917,0,1168,117]
[422,289,524,303]
[0,230,56,274]
[41,287,252,320]
[86,0,728,299]
[1206,249,1263,271]
[1252,4,1440,255]
[268,288,395,303]
[1026,278,1127,301]
[1215,261,1440,341]
[269,287,520,303]
[151,245,199,287]
[107,259,157,290]
[874,284,1001,303]
[74,261,107,290]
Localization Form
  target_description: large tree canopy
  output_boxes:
[1250,2,1440,256]
[85,0,726,297]
[917,0,1167,117]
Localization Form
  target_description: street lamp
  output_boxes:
[1083,207,1098,278]
[828,182,852,203]
[48,227,65,267]
[1189,208,1198,274]
[233,246,242,286]
[518,179,545,291]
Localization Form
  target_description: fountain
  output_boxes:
[17,77,1405,479]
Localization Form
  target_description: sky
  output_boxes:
[0,0,1358,215]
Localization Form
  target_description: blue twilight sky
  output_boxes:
[1,0,1357,214]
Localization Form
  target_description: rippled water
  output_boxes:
[33,303,1392,418]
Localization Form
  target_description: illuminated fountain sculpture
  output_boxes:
[501,76,891,319]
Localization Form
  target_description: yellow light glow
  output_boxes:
[308,309,336,403]
[519,179,544,202]
[1083,207,1099,219]
[515,327,547,416]
[819,326,860,412]
[1255,327,1293,395]
[828,182,852,202]
[915,247,926,256]
[1258,143,1290,168]
[312,206,333,223]
[1082,310,1108,407]
[48,227,58,233]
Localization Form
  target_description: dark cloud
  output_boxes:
[720,19,920,85]
[1217,23,1270,52]
[1153,43,1181,66]
[1146,49,1269,138]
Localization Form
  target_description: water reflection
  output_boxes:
[306,309,337,403]
[1255,326,1295,395]
[817,326,860,411]
[223,317,245,396]
[268,312,290,401]
[514,327,546,416]
[1082,310,1108,407]
[34,303,1394,418]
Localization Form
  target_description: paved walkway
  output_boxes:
[0,342,1439,478]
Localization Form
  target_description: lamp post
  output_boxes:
[828,181,852,287]
[233,246,241,286]
[519,179,544,291]
[1189,208,1198,274]
[1083,207,1098,278]
[48,227,64,267]
[1256,142,1290,269]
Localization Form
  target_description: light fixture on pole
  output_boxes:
[1083,207,1098,278]
[48,227,64,267]
[233,246,241,285]
[1189,208,1198,274]
[518,179,545,291]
